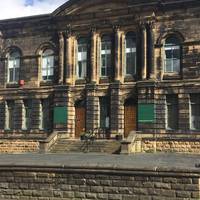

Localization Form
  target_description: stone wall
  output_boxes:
[0,140,39,153]
[142,139,200,154]
[0,167,199,199]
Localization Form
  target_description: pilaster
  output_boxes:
[58,31,65,84]
[114,27,123,82]
[86,84,99,131]
[91,29,97,83]
[141,23,147,80]
[110,83,124,135]
[13,100,23,130]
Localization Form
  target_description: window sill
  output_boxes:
[40,80,53,86]
[6,82,19,88]
[99,77,110,84]
[75,79,86,85]
[124,75,136,82]
[163,73,181,80]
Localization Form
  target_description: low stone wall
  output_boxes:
[0,166,199,199]
[0,140,39,153]
[142,139,200,153]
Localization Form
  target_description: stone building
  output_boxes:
[0,0,200,146]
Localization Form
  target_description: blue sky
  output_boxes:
[0,0,67,20]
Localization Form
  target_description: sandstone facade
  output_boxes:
[0,0,199,144]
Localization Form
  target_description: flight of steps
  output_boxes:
[49,139,121,154]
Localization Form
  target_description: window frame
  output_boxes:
[7,51,20,83]
[163,36,181,74]
[76,38,88,79]
[125,32,137,76]
[100,36,112,78]
[41,49,54,81]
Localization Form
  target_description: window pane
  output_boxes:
[14,68,19,82]
[173,59,180,73]
[173,48,180,59]
[165,49,172,59]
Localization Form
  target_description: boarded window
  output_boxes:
[166,95,178,130]
[190,94,200,130]
[138,104,155,123]
[53,106,67,124]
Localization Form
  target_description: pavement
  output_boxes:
[0,153,199,172]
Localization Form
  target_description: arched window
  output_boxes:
[101,35,112,77]
[77,38,87,79]
[125,32,137,76]
[164,36,181,73]
[8,51,20,83]
[42,49,54,81]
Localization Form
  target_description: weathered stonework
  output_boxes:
[0,0,199,152]
[0,167,198,199]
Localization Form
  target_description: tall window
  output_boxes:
[42,49,54,81]
[8,51,20,83]
[5,101,14,130]
[164,36,181,73]
[99,97,110,129]
[22,100,32,130]
[101,36,112,77]
[39,99,49,131]
[190,95,200,130]
[166,95,179,130]
[125,32,137,76]
[77,38,87,79]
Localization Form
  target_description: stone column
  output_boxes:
[0,100,5,130]
[114,27,122,82]
[178,93,190,131]
[66,32,73,85]
[86,84,99,131]
[91,29,97,83]
[141,24,147,80]
[58,32,65,84]
[149,23,156,79]
[30,99,41,131]
[110,83,124,135]
[66,88,75,138]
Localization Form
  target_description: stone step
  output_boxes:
[49,139,121,154]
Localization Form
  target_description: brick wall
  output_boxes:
[0,167,198,199]
[0,140,39,153]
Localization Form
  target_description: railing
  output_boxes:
[80,128,109,152]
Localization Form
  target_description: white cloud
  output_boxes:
[0,0,67,20]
